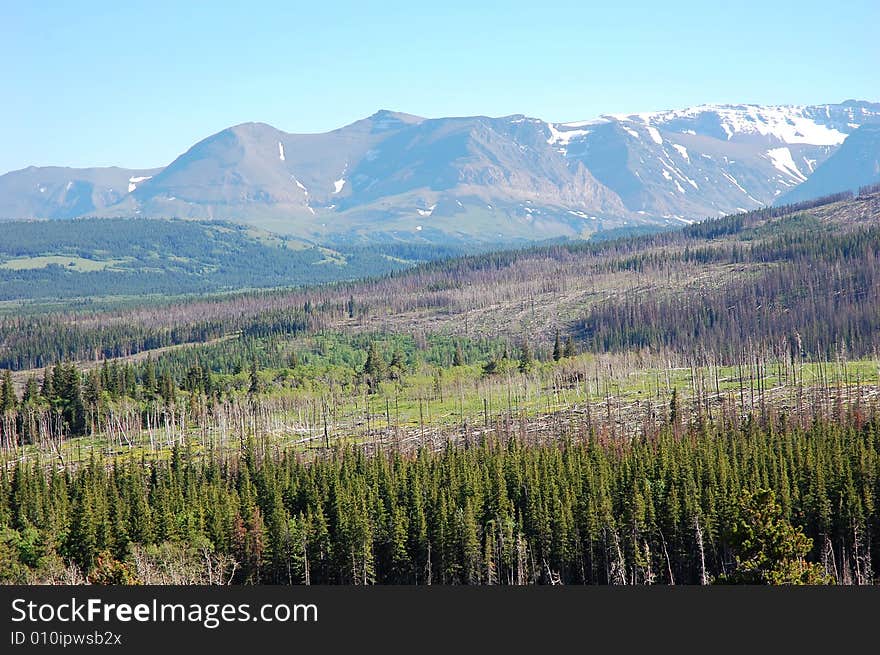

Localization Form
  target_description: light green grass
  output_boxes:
[0,255,129,272]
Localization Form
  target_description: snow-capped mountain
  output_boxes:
[1,101,878,242]
[546,100,880,220]
[777,122,880,204]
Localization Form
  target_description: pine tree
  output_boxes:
[143,357,158,398]
[364,342,387,390]
[518,341,534,374]
[248,359,261,395]
[158,371,176,405]
[40,370,54,402]
[453,344,464,367]
[669,388,680,426]
[389,349,406,380]
[82,370,102,431]
[716,488,831,585]
[552,330,562,362]
[563,336,577,358]
[21,377,40,406]
[0,370,16,414]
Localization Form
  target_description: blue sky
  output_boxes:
[2,0,878,174]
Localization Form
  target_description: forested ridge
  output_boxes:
[2,192,880,370]
[0,218,473,301]
[2,191,880,585]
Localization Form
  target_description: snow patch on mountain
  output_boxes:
[278,142,285,161]
[624,105,850,145]
[128,175,152,193]
[333,178,346,194]
[646,126,663,145]
[562,119,606,128]
[671,144,689,162]
[766,147,807,182]
[546,122,593,150]
[722,171,761,204]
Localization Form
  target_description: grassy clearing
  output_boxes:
[0,255,130,271]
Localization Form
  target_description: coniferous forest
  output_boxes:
[2,191,880,585]
[2,411,874,585]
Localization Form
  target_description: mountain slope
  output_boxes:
[1,100,878,241]
[321,115,631,243]
[776,123,880,204]
[0,166,161,219]
[550,101,880,219]
[116,111,425,225]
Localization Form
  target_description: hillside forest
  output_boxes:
[1,187,880,585]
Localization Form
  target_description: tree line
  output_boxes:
[1,408,875,585]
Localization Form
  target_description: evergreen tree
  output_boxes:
[453,344,465,367]
[0,370,16,414]
[40,371,54,403]
[143,357,158,398]
[552,330,562,362]
[248,359,261,396]
[363,342,387,390]
[518,341,534,374]
[389,349,406,380]
[21,377,40,406]
[717,489,830,585]
[669,388,680,426]
[158,371,176,405]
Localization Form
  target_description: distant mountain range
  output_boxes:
[2,100,879,243]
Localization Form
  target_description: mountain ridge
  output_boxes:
[2,100,878,243]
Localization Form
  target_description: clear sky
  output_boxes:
[2,0,878,174]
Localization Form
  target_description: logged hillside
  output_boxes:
[3,191,880,586]
[1,189,878,370]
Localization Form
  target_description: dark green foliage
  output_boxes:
[518,341,533,373]
[0,218,470,302]
[453,343,465,367]
[716,489,830,585]
[248,359,261,396]
[363,342,388,391]
[2,413,877,585]
[0,370,16,413]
